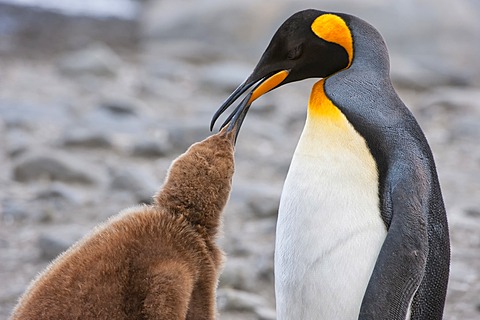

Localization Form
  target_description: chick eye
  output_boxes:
[287,44,303,60]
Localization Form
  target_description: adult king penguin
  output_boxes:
[211,9,450,320]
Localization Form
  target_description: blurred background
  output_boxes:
[0,0,479,319]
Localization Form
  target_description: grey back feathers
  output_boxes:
[326,13,450,320]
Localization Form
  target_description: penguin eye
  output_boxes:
[287,44,303,60]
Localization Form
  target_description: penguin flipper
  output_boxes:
[359,177,429,320]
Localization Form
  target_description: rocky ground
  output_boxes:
[0,0,479,319]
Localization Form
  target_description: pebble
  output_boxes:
[63,129,113,149]
[100,101,138,117]
[79,106,148,136]
[247,193,279,218]
[38,226,88,261]
[109,168,157,204]
[13,151,100,185]
[35,183,81,204]
[230,181,281,218]
[130,138,171,158]
[450,118,480,143]
[199,62,251,93]
[217,288,267,312]
[5,128,31,157]
[1,200,30,223]
[0,100,71,129]
[219,258,257,291]
[391,57,470,90]
[255,307,277,320]
[419,87,480,116]
[465,208,480,218]
[57,43,123,77]
[166,121,211,151]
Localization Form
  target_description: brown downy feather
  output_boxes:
[10,129,236,320]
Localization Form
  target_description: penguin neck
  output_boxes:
[307,79,344,121]
[295,79,352,156]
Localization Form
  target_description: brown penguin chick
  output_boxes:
[10,128,236,320]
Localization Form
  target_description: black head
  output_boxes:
[210,9,354,138]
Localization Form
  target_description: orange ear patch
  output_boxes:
[311,14,353,67]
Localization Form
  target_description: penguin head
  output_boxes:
[251,10,353,85]
[211,9,355,136]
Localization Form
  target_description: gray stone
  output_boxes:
[146,58,191,81]
[255,307,277,320]
[79,106,150,136]
[5,128,31,157]
[415,87,480,144]
[199,62,251,93]
[450,117,480,142]
[63,130,113,149]
[220,233,252,257]
[253,253,275,283]
[131,141,169,158]
[100,101,137,117]
[247,193,279,218]
[230,182,281,218]
[57,43,123,77]
[13,151,100,184]
[391,57,470,90]
[1,200,30,223]
[219,258,256,291]
[217,288,266,313]
[166,121,211,151]
[0,100,71,129]
[38,226,88,261]
[109,168,157,203]
[418,87,480,118]
[35,183,80,204]
[465,208,480,218]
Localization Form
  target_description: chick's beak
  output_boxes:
[210,70,289,141]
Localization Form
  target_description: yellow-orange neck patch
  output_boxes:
[308,79,344,122]
[311,14,353,67]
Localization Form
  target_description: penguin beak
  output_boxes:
[210,70,289,141]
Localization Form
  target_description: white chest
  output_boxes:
[275,110,387,320]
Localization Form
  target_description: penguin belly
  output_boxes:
[275,115,388,320]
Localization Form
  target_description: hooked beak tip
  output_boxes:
[210,69,289,139]
[210,78,255,132]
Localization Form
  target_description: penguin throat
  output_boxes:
[308,79,345,123]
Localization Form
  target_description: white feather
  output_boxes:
[275,112,387,320]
